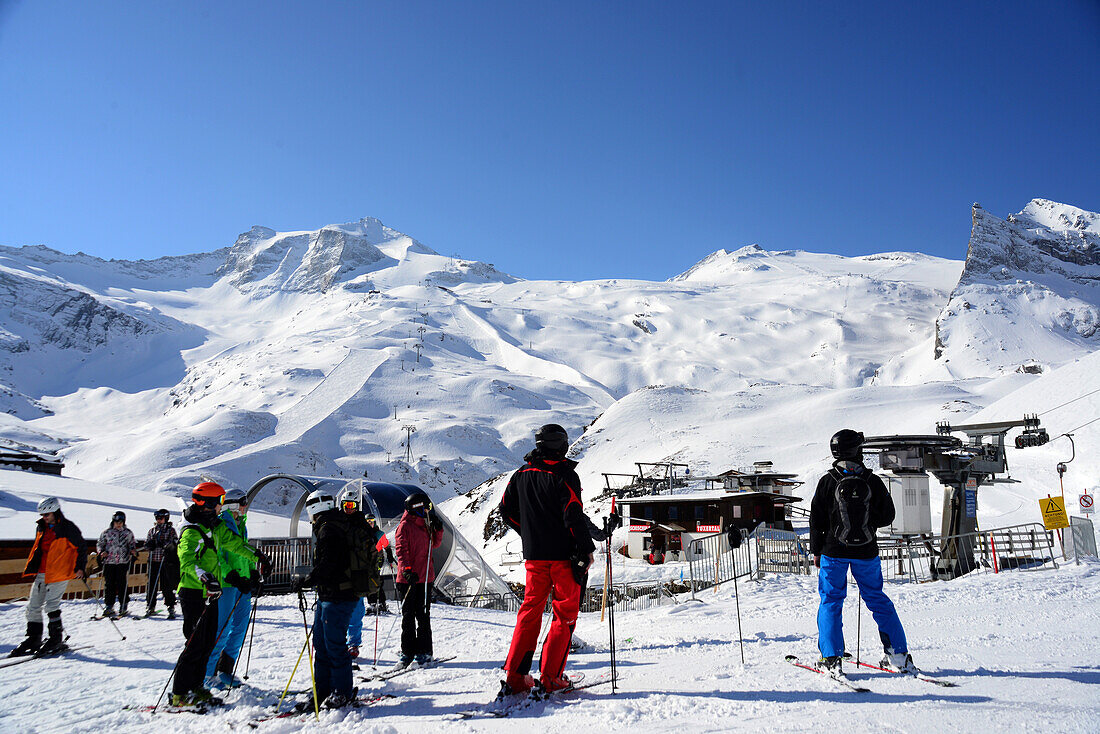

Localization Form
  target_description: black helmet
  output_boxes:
[154,508,170,519]
[112,511,126,523]
[830,429,865,460]
[535,423,569,458]
[405,491,432,517]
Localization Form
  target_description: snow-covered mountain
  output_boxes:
[932,200,1100,378]
[0,203,1096,566]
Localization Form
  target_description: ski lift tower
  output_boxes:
[863,415,1049,579]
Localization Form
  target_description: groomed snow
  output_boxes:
[1,557,1097,732]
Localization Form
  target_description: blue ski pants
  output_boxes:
[347,597,366,647]
[313,599,357,702]
[817,555,907,659]
[205,587,251,678]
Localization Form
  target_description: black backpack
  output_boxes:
[830,468,874,547]
[345,518,381,597]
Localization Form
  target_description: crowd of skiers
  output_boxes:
[8,422,918,710]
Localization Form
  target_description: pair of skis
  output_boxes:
[359,655,457,682]
[0,642,91,669]
[784,654,957,691]
[458,670,618,719]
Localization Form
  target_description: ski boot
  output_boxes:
[144,606,156,618]
[539,674,574,693]
[167,606,177,620]
[499,673,535,697]
[414,654,432,666]
[9,621,43,657]
[397,652,413,669]
[815,655,843,674]
[102,604,116,619]
[881,652,918,674]
[36,615,66,656]
[214,652,242,688]
[323,687,358,709]
[171,688,223,708]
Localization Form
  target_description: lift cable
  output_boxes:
[1038,387,1100,418]
[1061,414,1100,436]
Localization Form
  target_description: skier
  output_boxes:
[144,509,179,619]
[97,511,137,618]
[289,488,360,708]
[810,429,916,674]
[171,481,261,708]
[365,511,395,615]
[339,485,388,659]
[204,488,260,689]
[10,497,87,657]
[394,491,444,667]
[499,423,595,694]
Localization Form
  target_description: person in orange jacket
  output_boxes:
[10,497,87,657]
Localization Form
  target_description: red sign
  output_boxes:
[628,524,649,532]
[696,524,721,533]
[1081,494,1094,511]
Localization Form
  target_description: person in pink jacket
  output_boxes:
[394,491,444,667]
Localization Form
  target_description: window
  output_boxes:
[695,505,705,520]
[668,505,679,521]
[643,505,654,521]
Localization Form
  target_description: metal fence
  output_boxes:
[878,523,1058,582]
[1068,516,1098,562]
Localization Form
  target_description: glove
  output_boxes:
[225,570,251,593]
[403,569,419,585]
[605,512,622,534]
[727,525,743,550]
[250,568,263,594]
[255,549,272,578]
[199,571,222,598]
[814,555,821,569]
[386,548,396,566]
[290,575,312,594]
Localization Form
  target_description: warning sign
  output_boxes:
[1040,496,1070,530]
[1080,494,1094,514]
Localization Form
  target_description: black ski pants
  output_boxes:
[145,556,179,610]
[396,582,432,657]
[103,563,130,611]
[173,588,219,695]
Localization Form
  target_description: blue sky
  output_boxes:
[1,1,1098,281]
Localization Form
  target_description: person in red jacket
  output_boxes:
[499,424,596,695]
[393,491,444,667]
[10,497,87,657]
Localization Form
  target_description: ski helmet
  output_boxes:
[830,429,865,460]
[405,491,432,517]
[305,489,337,519]
[112,511,126,523]
[223,488,249,510]
[338,484,362,513]
[534,423,569,458]
[37,497,61,514]
[154,508,170,520]
[192,481,226,507]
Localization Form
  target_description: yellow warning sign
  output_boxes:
[1039,496,1069,530]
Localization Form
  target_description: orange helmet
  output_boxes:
[192,481,226,507]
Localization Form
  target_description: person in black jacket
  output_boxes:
[499,424,596,694]
[291,490,358,709]
[810,429,915,674]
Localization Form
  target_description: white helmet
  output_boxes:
[223,488,249,510]
[304,489,336,519]
[338,484,362,512]
[37,497,61,514]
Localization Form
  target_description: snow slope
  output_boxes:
[1,554,1097,733]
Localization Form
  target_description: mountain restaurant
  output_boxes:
[620,490,800,563]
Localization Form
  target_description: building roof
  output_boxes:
[621,490,801,505]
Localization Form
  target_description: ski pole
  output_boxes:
[276,628,312,713]
[856,592,862,665]
[733,572,745,665]
[298,589,320,720]
[152,595,214,714]
[237,592,260,680]
[81,578,125,641]
[379,582,416,662]
[373,607,379,668]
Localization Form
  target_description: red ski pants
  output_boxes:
[505,560,581,681]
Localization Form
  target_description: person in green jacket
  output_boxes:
[171,481,264,708]
[204,488,260,688]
